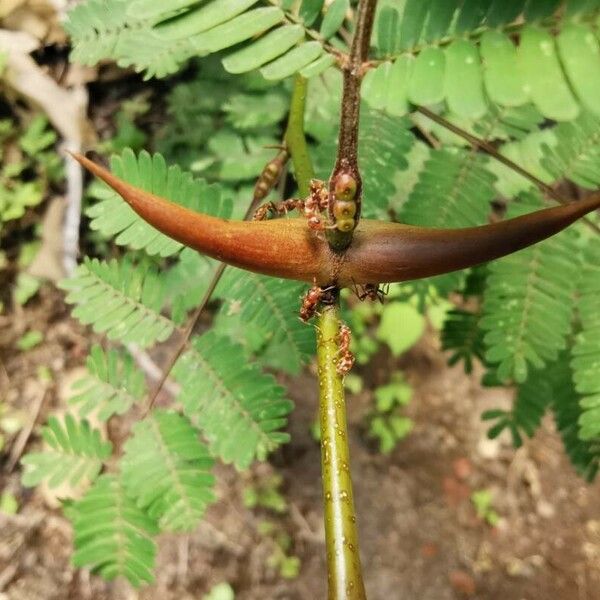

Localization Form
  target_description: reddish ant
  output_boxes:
[303,179,331,231]
[299,279,336,322]
[253,198,303,221]
[336,324,355,376]
[354,283,390,304]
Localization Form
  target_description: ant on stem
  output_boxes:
[336,324,355,376]
[299,280,337,322]
[352,282,390,304]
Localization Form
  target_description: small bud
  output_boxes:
[333,200,357,220]
[333,173,357,202]
[337,219,355,232]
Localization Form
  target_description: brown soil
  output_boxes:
[1,286,599,600]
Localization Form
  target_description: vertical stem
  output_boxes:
[327,0,378,251]
[285,72,366,598]
[285,74,314,197]
[317,302,366,600]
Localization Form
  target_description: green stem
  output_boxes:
[285,74,314,197]
[317,302,366,600]
[285,74,365,598]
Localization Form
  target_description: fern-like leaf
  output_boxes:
[215,269,314,374]
[69,345,147,421]
[441,309,486,374]
[59,257,175,348]
[551,358,600,481]
[541,111,600,189]
[65,0,141,67]
[481,193,580,383]
[21,414,111,488]
[67,0,348,81]
[571,238,600,442]
[86,149,232,257]
[121,410,215,532]
[483,356,600,480]
[401,148,496,228]
[490,110,600,197]
[365,1,600,120]
[482,367,553,447]
[65,0,200,79]
[69,474,158,586]
[173,332,293,469]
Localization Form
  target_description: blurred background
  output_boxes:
[1,1,600,599]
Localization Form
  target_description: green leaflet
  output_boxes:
[557,24,600,118]
[398,0,431,50]
[157,0,263,39]
[126,0,200,21]
[21,414,111,488]
[408,47,445,105]
[300,0,325,27]
[486,0,527,26]
[518,26,579,121]
[481,31,528,107]
[300,53,337,78]
[223,25,305,73]
[261,41,323,80]
[444,40,487,119]
[70,474,158,587]
[456,0,493,32]
[192,7,285,54]
[121,410,215,532]
[116,29,197,79]
[59,258,175,348]
[320,0,348,40]
[173,332,294,469]
[377,5,400,56]
[425,0,459,40]
[69,345,147,421]
[362,57,413,116]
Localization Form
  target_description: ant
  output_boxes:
[253,198,303,221]
[336,324,355,376]
[299,280,336,322]
[353,283,390,304]
[303,179,331,231]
